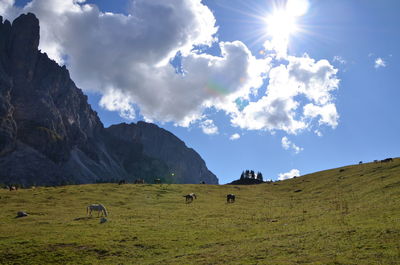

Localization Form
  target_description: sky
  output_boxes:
[1,0,399,184]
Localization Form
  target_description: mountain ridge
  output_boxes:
[0,13,218,186]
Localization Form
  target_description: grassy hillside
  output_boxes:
[1,159,399,264]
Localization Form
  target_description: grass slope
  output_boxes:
[1,159,399,264]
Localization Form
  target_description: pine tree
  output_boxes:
[256,172,263,181]
[250,170,255,179]
[240,171,245,180]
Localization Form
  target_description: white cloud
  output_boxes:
[303,103,339,128]
[3,0,340,137]
[278,169,300,180]
[199,119,218,135]
[5,0,272,127]
[374,57,386,68]
[333,56,346,65]
[281,136,303,154]
[229,133,240,140]
[0,0,20,20]
[230,54,339,134]
[314,129,323,137]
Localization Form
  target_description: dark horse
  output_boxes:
[381,158,394,163]
[118,180,126,185]
[183,193,197,203]
[227,194,235,203]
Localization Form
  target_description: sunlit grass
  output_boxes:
[1,159,399,264]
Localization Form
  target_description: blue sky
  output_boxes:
[4,0,400,183]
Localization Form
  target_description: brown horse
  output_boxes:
[183,193,197,203]
[118,179,126,185]
[227,194,235,203]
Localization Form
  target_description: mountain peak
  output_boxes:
[0,13,218,186]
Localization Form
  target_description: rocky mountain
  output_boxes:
[107,122,218,184]
[0,13,218,186]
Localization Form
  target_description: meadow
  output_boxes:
[0,159,399,264]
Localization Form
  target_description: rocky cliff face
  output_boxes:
[0,13,218,186]
[107,122,218,184]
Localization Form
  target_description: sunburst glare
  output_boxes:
[265,0,309,40]
[263,0,310,57]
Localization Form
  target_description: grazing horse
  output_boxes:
[183,193,197,203]
[118,179,126,185]
[381,158,394,163]
[227,194,235,203]
[8,185,17,191]
[87,204,108,217]
[154,178,161,184]
[134,179,145,184]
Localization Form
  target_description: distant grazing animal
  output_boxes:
[226,194,235,203]
[16,211,28,218]
[200,181,206,184]
[154,178,161,184]
[118,180,126,185]
[374,160,379,163]
[134,179,145,184]
[87,204,108,217]
[359,161,363,164]
[9,185,17,191]
[381,158,393,163]
[183,193,197,203]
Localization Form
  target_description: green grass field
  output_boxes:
[1,159,399,264]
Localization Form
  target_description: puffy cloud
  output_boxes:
[229,133,240,140]
[303,103,339,128]
[314,129,323,137]
[374,57,386,68]
[199,119,218,135]
[333,56,346,65]
[281,136,303,154]
[278,169,300,180]
[3,0,340,136]
[230,54,339,134]
[0,0,18,19]
[5,0,271,126]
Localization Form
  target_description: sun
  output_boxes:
[265,0,309,40]
[265,9,298,40]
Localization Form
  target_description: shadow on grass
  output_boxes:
[73,216,92,221]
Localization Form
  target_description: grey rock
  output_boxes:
[107,122,218,184]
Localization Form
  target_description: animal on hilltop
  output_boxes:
[8,185,17,191]
[118,179,126,185]
[227,194,235,203]
[87,204,108,217]
[154,178,161,184]
[183,193,197,203]
[381,158,394,163]
[134,179,145,184]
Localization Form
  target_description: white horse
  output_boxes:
[183,193,197,203]
[87,204,108,217]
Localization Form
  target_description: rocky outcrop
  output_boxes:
[107,122,218,184]
[0,13,218,186]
